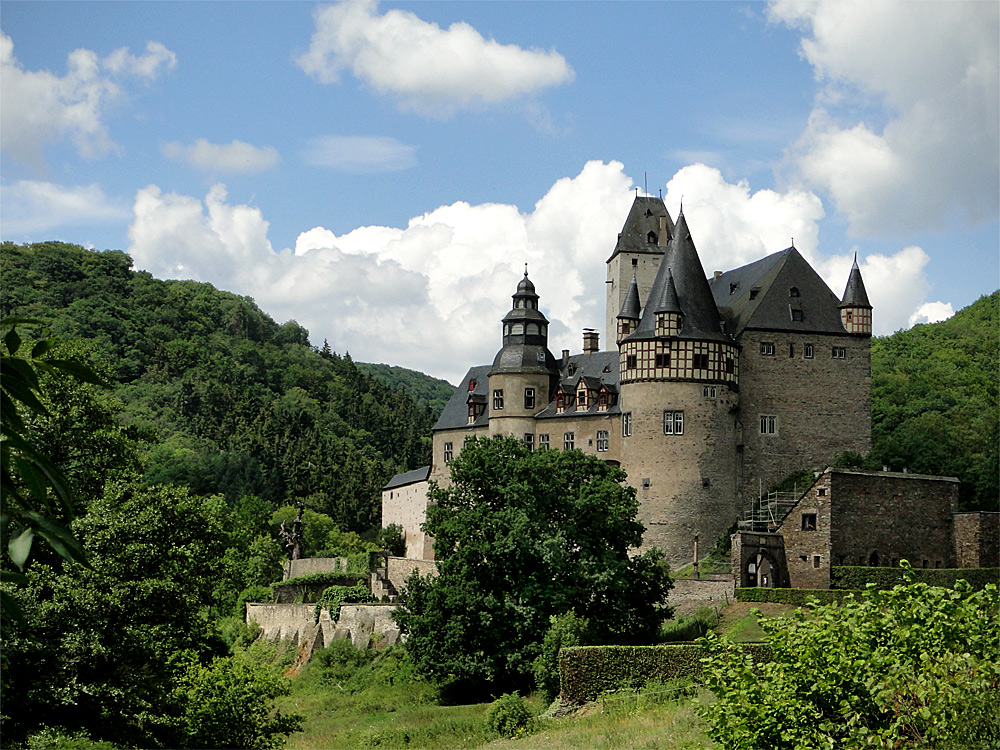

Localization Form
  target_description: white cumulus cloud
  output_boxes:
[0,180,131,236]
[162,139,280,174]
[0,31,177,168]
[296,0,574,116]
[909,301,955,328]
[127,162,950,382]
[770,0,999,234]
[304,135,417,172]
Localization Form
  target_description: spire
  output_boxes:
[626,209,729,343]
[654,268,682,314]
[491,271,558,376]
[839,254,871,309]
[616,274,642,320]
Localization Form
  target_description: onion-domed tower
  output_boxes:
[487,271,560,439]
[618,211,741,565]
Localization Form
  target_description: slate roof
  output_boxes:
[708,246,846,336]
[626,211,731,344]
[840,257,871,308]
[606,196,673,263]
[383,465,430,490]
[434,364,492,431]
[536,350,621,420]
[616,274,642,320]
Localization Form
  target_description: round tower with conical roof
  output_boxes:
[618,211,742,566]
[487,271,560,440]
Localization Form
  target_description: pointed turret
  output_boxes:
[654,269,683,337]
[839,255,872,335]
[615,274,641,343]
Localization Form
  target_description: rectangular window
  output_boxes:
[760,415,777,434]
[577,390,588,410]
[703,386,717,398]
[804,343,814,359]
[832,346,846,359]
[493,389,504,410]
[524,387,535,410]
[443,442,453,463]
[654,352,670,368]
[791,309,804,322]
[597,430,609,452]
[663,410,684,435]
[760,342,775,356]
[813,555,821,569]
[563,432,575,451]
[788,343,795,358]
[524,433,534,450]
[818,487,826,497]
[538,433,549,450]
[693,353,709,369]
[626,354,637,369]
[622,412,632,437]
[725,358,735,373]
[801,513,817,531]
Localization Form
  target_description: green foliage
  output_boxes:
[736,587,857,605]
[698,565,1000,750]
[395,436,673,694]
[236,584,275,617]
[485,693,534,739]
[659,607,719,643]
[830,565,999,591]
[559,643,772,705]
[354,361,455,418]
[533,610,590,705]
[870,291,999,510]
[175,652,303,750]
[313,582,374,623]
[1,241,438,530]
[272,505,377,557]
[376,522,406,557]
[24,727,123,750]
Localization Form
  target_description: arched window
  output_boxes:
[647,231,657,244]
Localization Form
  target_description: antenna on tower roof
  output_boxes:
[644,172,647,196]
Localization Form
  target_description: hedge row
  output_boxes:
[271,571,367,603]
[830,566,999,591]
[559,643,772,705]
[736,588,858,606]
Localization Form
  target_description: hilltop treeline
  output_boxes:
[869,290,998,511]
[1,241,437,531]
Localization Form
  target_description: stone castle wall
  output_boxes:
[382,480,432,560]
[952,512,999,568]
[385,556,438,593]
[779,473,834,588]
[828,470,958,569]
[738,329,871,504]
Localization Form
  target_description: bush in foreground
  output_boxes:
[698,562,999,750]
[486,693,533,739]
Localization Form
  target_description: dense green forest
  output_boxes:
[869,290,998,510]
[1,241,439,532]
[355,362,454,416]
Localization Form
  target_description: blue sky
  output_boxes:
[2,1,997,383]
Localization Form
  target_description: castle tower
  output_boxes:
[839,256,872,335]
[606,196,673,347]
[488,271,559,441]
[618,211,741,566]
[615,273,641,344]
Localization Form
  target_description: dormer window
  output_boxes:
[729,282,740,295]
[789,287,800,297]
[749,288,760,300]
[556,391,565,414]
[468,379,476,391]
[577,389,588,410]
[598,390,608,411]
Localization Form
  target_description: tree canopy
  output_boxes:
[394,436,672,694]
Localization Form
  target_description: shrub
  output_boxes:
[485,693,533,739]
[377,523,406,557]
[313,583,374,623]
[698,563,1000,750]
[532,610,590,704]
[25,728,121,750]
[831,565,999,591]
[736,587,856,605]
[234,584,274,618]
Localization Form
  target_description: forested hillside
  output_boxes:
[355,362,455,415]
[0,241,436,531]
[869,290,998,510]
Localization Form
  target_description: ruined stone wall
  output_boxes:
[246,602,403,654]
[284,557,348,580]
[778,473,834,588]
[620,380,741,567]
[385,556,438,593]
[382,480,432,560]
[953,511,1000,568]
[828,470,958,569]
[737,329,870,504]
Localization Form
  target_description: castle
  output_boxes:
[384,196,874,567]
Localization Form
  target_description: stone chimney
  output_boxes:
[714,270,723,280]
[583,329,599,354]
[658,215,669,247]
